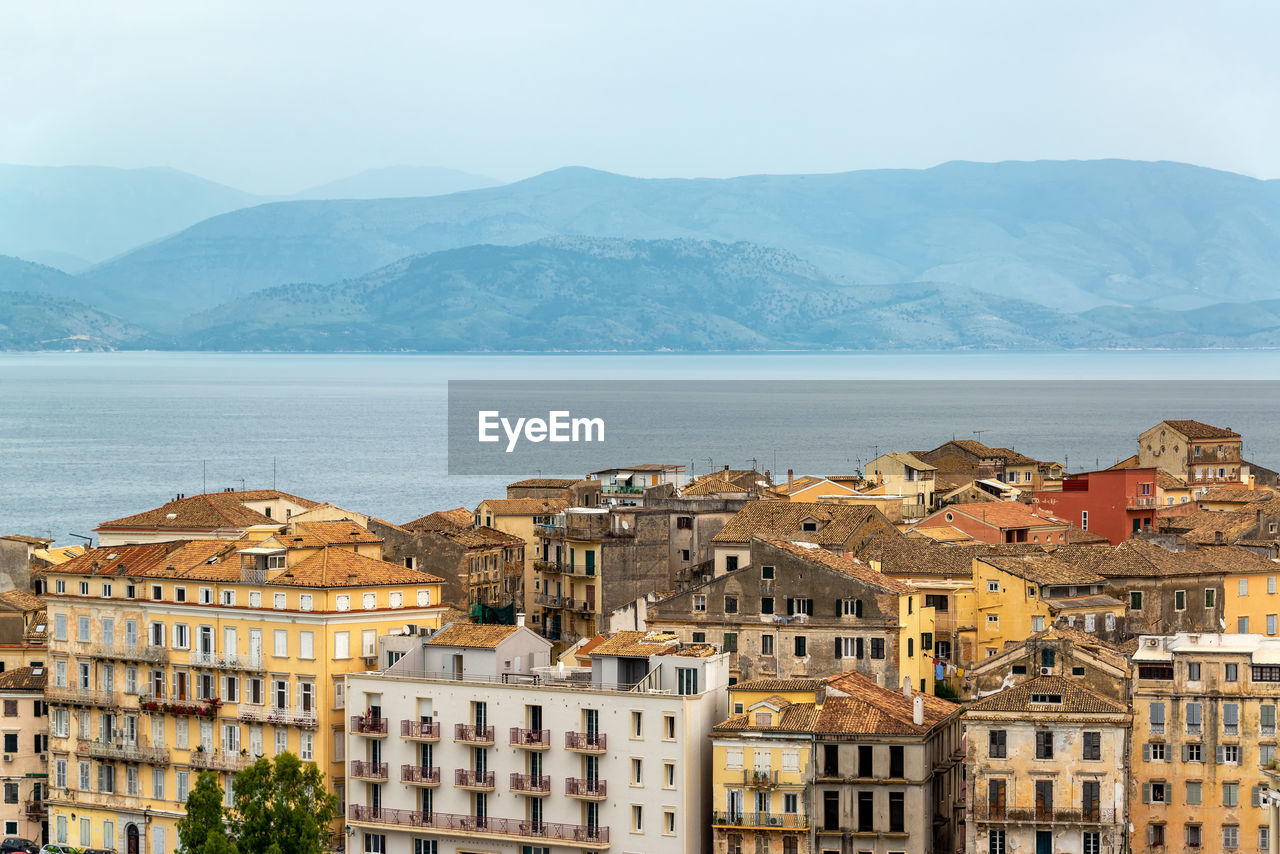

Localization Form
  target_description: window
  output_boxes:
[760,597,773,615]
[221,589,236,606]
[1031,615,1044,632]
[249,591,261,607]
[1186,702,1202,734]
[1130,591,1142,610]
[631,757,642,784]
[1225,662,1238,682]
[1080,510,1087,530]
[1270,614,1278,636]
[986,614,999,628]
[1221,744,1240,764]
[631,805,643,832]
[1082,731,1101,760]
[79,581,88,596]
[77,616,90,643]
[1185,743,1202,762]
[1188,662,1201,681]
[1144,782,1167,803]
[1084,614,1095,632]
[299,631,314,660]
[988,830,1006,854]
[794,636,806,657]
[692,595,706,613]
[724,596,738,614]
[334,632,350,659]
[1186,781,1202,804]
[870,638,885,659]
[1240,577,1249,595]
[1144,742,1166,761]
[1186,825,1202,847]
[1205,588,1216,608]
[1239,616,1251,633]
[1224,826,1239,850]
[987,580,1000,593]
[664,714,675,740]
[273,630,287,657]
[722,632,737,653]
[275,593,288,610]
[1224,781,1239,806]
[631,711,642,738]
[1224,702,1239,735]
[1174,590,1186,610]
[1035,731,1053,759]
[199,587,212,605]
[842,599,863,617]
[761,634,774,656]
[676,667,698,695]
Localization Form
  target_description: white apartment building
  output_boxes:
[343,623,728,854]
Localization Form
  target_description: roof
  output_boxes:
[281,521,383,548]
[928,502,1066,530]
[97,489,318,531]
[273,549,444,588]
[857,537,1042,577]
[436,526,526,549]
[24,610,46,644]
[1157,471,1188,491]
[712,501,888,547]
[591,464,685,473]
[589,630,682,657]
[0,665,45,692]
[424,622,522,649]
[1065,525,1109,545]
[507,478,584,489]
[0,535,52,546]
[1199,487,1274,504]
[875,452,936,472]
[476,498,569,516]
[1158,508,1260,545]
[757,538,914,594]
[51,540,241,580]
[965,675,1129,715]
[0,589,44,612]
[979,553,1105,586]
[682,476,750,496]
[712,702,821,734]
[731,677,826,693]
[1015,624,1130,670]
[404,507,475,532]
[819,671,958,735]
[1159,420,1241,440]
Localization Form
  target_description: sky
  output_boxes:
[3,1,1278,195]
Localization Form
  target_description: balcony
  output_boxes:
[510,773,551,795]
[565,731,606,753]
[351,714,389,735]
[46,686,118,708]
[536,593,563,608]
[401,764,441,786]
[189,650,266,672]
[349,805,609,849]
[138,695,222,719]
[454,723,496,745]
[510,727,552,749]
[349,760,389,781]
[533,561,564,575]
[237,705,318,728]
[745,769,779,788]
[401,720,441,741]
[23,799,45,820]
[565,778,607,799]
[1127,495,1157,509]
[89,643,168,664]
[190,749,253,772]
[712,812,810,830]
[970,806,1118,825]
[602,483,643,495]
[454,768,496,791]
[78,739,170,765]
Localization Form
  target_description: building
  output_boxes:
[916,502,1071,546]
[917,441,1059,491]
[589,464,689,505]
[41,530,446,853]
[377,513,526,612]
[0,588,48,672]
[505,477,601,507]
[647,537,936,692]
[1033,467,1159,546]
[710,670,962,854]
[865,453,938,517]
[1138,419,1244,486]
[966,625,1131,704]
[709,501,899,577]
[472,498,570,633]
[0,665,48,846]
[771,474,863,503]
[1130,633,1278,854]
[94,489,321,546]
[963,675,1130,854]
[343,625,727,854]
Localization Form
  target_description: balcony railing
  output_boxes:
[348,805,609,848]
[138,695,222,719]
[510,727,551,749]
[237,705,318,728]
[510,773,551,794]
[351,715,389,735]
[349,760,389,780]
[746,769,779,788]
[454,723,495,744]
[454,768,496,790]
[536,593,563,608]
[401,764,441,785]
[78,739,170,765]
[1128,496,1157,509]
[23,799,45,819]
[189,650,266,671]
[89,643,168,664]
[970,805,1118,825]
[565,778,607,798]
[565,731,606,752]
[46,686,118,708]
[532,561,563,575]
[602,484,643,494]
[401,720,441,740]
[190,749,253,771]
[712,812,810,829]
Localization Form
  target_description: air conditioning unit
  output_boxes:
[363,656,378,667]
[2,754,12,762]
[1040,667,1052,676]
[39,754,47,762]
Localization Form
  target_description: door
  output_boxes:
[126,824,139,854]
[1036,830,1052,854]
[988,779,1006,819]
[727,788,744,821]
[1035,780,1053,821]
[249,629,263,663]
[1082,780,1100,822]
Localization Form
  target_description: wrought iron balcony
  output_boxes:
[188,650,265,671]
[401,764,440,786]
[189,749,253,771]
[565,731,606,752]
[351,714,388,735]
[89,643,169,664]
[348,805,609,848]
[401,720,441,740]
[970,805,1117,825]
[712,811,810,829]
[509,727,551,749]
[77,739,169,765]
[509,773,551,795]
[454,768,496,790]
[349,760,389,781]
[46,686,118,708]
[454,723,495,745]
[237,705,317,728]
[564,778,607,799]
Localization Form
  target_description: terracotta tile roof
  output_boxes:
[988,447,1039,466]
[1106,455,1141,470]
[592,464,685,473]
[369,517,413,535]
[964,674,1128,715]
[929,502,1067,530]
[757,538,914,594]
[273,548,444,587]
[683,476,750,496]
[979,553,1106,586]
[878,452,936,471]
[24,610,46,643]
[1066,525,1109,545]
[283,521,383,547]
[858,538,1055,576]
[1162,419,1240,440]
[1047,593,1124,610]
[0,589,45,612]
[1157,471,1188,491]
[51,541,241,579]
[404,508,475,531]
[507,478,584,489]
[712,702,821,733]
[0,535,52,546]
[424,622,522,649]
[926,454,980,476]
[0,665,46,692]
[731,677,826,693]
[820,670,959,734]
[1022,624,1129,669]
[713,501,888,547]
[1158,509,1259,545]
[438,526,526,549]
[1199,487,1275,504]
[97,490,320,531]
[476,498,569,516]
[589,630,681,657]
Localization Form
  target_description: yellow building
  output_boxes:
[474,497,568,634]
[42,526,445,852]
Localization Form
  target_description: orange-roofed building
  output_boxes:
[916,501,1071,546]
[95,488,321,546]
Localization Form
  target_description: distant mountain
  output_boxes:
[74,160,1280,328]
[291,166,501,200]
[0,164,262,264]
[0,255,107,304]
[178,237,1127,352]
[0,291,158,351]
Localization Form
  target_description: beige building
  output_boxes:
[474,497,569,633]
[964,675,1130,854]
[0,666,47,847]
[865,453,938,519]
[1138,419,1244,486]
[94,489,321,546]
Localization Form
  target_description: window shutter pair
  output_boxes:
[1142,743,1151,761]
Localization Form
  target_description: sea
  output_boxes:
[4,350,1280,545]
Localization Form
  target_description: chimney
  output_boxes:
[913,695,924,726]
[787,469,795,490]
[516,612,526,628]
[723,464,729,471]
[902,676,912,697]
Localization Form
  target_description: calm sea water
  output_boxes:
[4,350,1280,544]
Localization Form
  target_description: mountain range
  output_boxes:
[3,159,1280,352]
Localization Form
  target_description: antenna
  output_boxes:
[203,460,207,494]
[747,458,758,472]
[67,532,93,547]
[273,458,277,490]
[973,430,986,443]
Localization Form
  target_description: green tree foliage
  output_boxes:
[177,771,238,854]
[231,752,340,854]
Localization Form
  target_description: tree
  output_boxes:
[177,771,239,854]
[231,752,340,854]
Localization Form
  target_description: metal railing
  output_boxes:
[401,764,440,785]
[510,773,551,794]
[89,643,168,664]
[189,650,265,671]
[454,723,495,744]
[348,805,610,846]
[46,686,118,707]
[536,593,563,608]
[712,811,809,829]
[190,749,253,771]
[455,768,496,788]
[78,739,169,765]
[349,760,389,780]
[970,805,1118,824]
[401,720,441,740]
[351,715,388,734]
[565,778,607,798]
[565,731,606,751]
[237,706,318,728]
[23,799,45,819]
[510,727,551,748]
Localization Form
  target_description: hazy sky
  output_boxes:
[3,1,1277,194]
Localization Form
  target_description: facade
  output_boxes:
[42,530,445,853]
[505,478,601,507]
[648,537,936,692]
[917,441,1057,491]
[343,626,727,854]
[589,464,689,503]
[0,666,47,847]
[473,498,570,634]
[965,625,1131,704]
[373,513,525,610]
[1130,633,1280,854]
[709,501,899,577]
[964,675,1130,854]
[865,453,938,517]
[1138,419,1244,486]
[710,670,962,854]
[917,503,1070,547]
[1033,467,1159,546]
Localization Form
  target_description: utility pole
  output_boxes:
[203,460,207,494]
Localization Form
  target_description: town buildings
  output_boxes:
[963,675,1130,854]
[966,624,1131,704]
[1033,467,1159,545]
[0,665,48,846]
[865,453,938,518]
[94,489,322,546]
[1138,419,1244,486]
[473,497,570,633]
[916,503,1071,547]
[41,526,445,853]
[708,501,898,577]
[343,625,727,854]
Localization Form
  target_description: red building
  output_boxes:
[916,501,1070,545]
[1033,467,1157,546]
